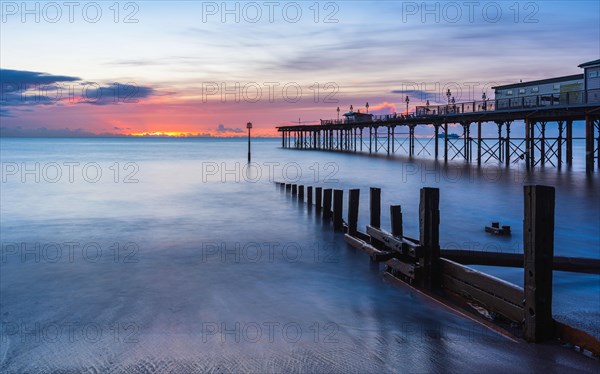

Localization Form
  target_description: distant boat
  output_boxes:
[438,133,460,139]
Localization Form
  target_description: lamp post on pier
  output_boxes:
[337,106,340,121]
[247,122,252,163]
[405,96,410,115]
[366,102,370,114]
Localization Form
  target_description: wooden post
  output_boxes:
[307,186,313,206]
[323,189,333,220]
[348,189,360,236]
[390,205,403,238]
[298,185,304,202]
[370,187,381,228]
[285,183,291,192]
[291,184,297,195]
[333,189,344,231]
[523,185,555,342]
[419,188,440,289]
[315,187,323,210]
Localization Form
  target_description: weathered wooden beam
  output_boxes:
[291,184,297,195]
[348,189,360,236]
[441,257,524,305]
[386,258,422,281]
[367,225,424,258]
[298,185,304,202]
[333,189,344,231]
[323,189,332,220]
[555,320,600,356]
[440,250,600,274]
[441,274,523,323]
[307,186,313,206]
[285,183,291,192]
[390,205,403,238]
[345,234,394,262]
[523,185,555,342]
[420,188,440,289]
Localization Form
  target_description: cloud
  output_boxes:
[216,124,243,133]
[369,101,397,115]
[0,69,81,85]
[82,84,155,105]
[1,69,156,109]
[0,126,99,137]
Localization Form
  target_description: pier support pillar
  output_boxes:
[557,121,563,168]
[391,126,395,153]
[444,123,449,162]
[462,122,471,161]
[540,122,547,166]
[505,122,511,167]
[526,119,535,168]
[496,122,503,163]
[523,185,555,342]
[409,125,415,157]
[369,127,373,154]
[434,125,440,159]
[477,121,482,165]
[360,128,363,151]
[566,120,573,165]
[586,116,595,174]
[387,126,390,155]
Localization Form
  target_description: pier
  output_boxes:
[275,181,600,356]
[277,89,600,174]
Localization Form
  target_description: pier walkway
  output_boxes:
[277,89,600,174]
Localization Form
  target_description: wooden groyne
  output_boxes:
[275,181,600,356]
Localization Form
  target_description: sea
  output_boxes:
[0,137,598,373]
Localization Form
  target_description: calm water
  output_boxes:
[0,137,598,373]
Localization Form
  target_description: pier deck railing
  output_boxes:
[318,90,599,126]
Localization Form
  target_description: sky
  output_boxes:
[1,0,599,137]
